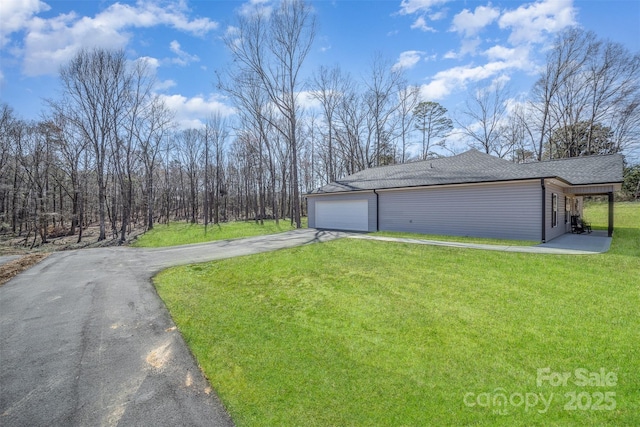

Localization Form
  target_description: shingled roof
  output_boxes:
[309,149,624,194]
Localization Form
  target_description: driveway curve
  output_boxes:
[0,229,345,427]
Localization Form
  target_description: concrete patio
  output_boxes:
[538,230,612,253]
[349,229,613,255]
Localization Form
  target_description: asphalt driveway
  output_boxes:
[0,229,344,427]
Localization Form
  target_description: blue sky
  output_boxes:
[1,0,639,129]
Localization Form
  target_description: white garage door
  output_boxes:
[315,199,369,231]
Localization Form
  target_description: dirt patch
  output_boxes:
[0,254,50,286]
[146,342,172,370]
[0,224,147,285]
[0,224,146,256]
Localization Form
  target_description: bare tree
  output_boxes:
[202,114,228,227]
[58,48,130,241]
[530,28,594,160]
[310,65,350,181]
[136,96,174,231]
[0,104,15,186]
[458,82,510,157]
[0,105,20,231]
[394,85,420,163]
[16,122,53,247]
[363,53,405,166]
[502,103,533,163]
[547,121,615,158]
[610,97,640,158]
[224,0,315,228]
[414,101,452,159]
[218,68,275,223]
[334,78,367,174]
[584,41,636,143]
[112,60,150,243]
[530,28,640,160]
[48,107,88,239]
[177,129,203,224]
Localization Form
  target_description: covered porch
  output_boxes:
[566,184,622,238]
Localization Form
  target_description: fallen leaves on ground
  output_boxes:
[0,254,50,286]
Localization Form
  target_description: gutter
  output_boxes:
[308,177,560,196]
[541,178,546,243]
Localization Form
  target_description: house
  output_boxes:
[306,150,623,242]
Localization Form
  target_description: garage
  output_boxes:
[315,199,369,231]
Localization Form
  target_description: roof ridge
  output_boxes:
[342,149,483,175]
[528,153,623,164]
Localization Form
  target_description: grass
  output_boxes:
[583,200,635,229]
[132,218,306,248]
[154,202,639,426]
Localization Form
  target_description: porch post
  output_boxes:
[608,192,614,237]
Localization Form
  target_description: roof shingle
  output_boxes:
[309,149,624,194]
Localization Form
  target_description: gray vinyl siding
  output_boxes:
[545,182,569,241]
[307,192,377,231]
[378,181,542,241]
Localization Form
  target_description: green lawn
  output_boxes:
[154,202,640,426]
[584,200,632,229]
[132,218,306,248]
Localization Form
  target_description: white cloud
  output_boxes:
[411,16,436,32]
[0,0,49,46]
[419,61,516,100]
[19,0,217,76]
[450,5,500,38]
[238,0,273,18]
[443,50,458,60]
[155,79,177,91]
[318,35,331,53]
[137,56,160,71]
[225,25,240,38]
[423,0,572,102]
[169,40,182,55]
[297,91,323,111]
[443,37,483,59]
[130,56,175,91]
[419,79,451,101]
[23,12,129,75]
[399,0,451,15]
[460,38,482,57]
[483,44,530,64]
[429,10,447,21]
[392,50,424,71]
[169,40,200,66]
[159,93,235,129]
[499,0,576,45]
[400,0,450,32]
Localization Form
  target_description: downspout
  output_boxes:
[608,191,614,237]
[541,179,546,243]
[373,189,379,231]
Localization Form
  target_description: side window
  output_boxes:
[565,197,570,224]
[552,193,558,228]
